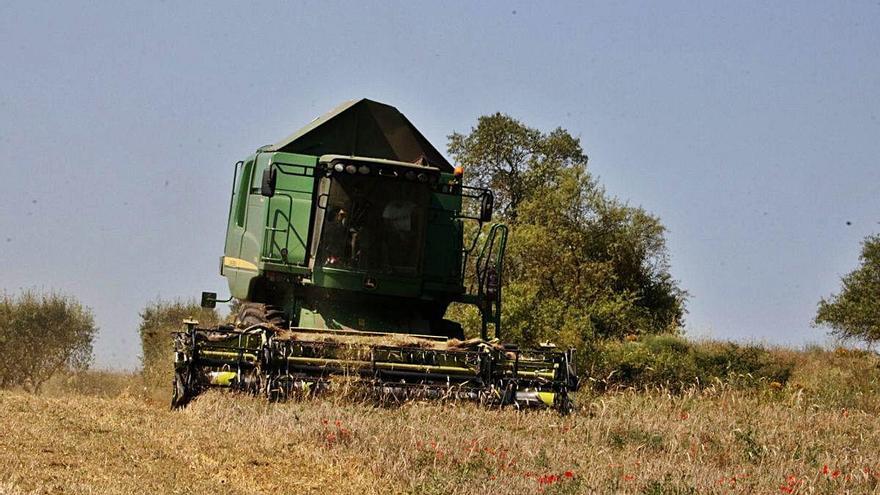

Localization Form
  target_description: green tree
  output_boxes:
[816,234,880,344]
[448,113,685,346]
[0,290,97,392]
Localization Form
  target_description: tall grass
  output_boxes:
[4,357,880,494]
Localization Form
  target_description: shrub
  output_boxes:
[138,299,217,395]
[692,341,792,385]
[0,290,97,392]
[586,335,793,391]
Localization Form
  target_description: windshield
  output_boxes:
[318,173,428,276]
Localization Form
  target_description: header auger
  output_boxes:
[173,99,579,413]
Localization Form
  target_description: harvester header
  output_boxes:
[173,99,579,412]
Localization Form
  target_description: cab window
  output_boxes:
[235,160,254,227]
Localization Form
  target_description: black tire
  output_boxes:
[432,319,465,340]
[235,302,287,329]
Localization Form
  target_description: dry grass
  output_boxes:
[2,354,880,495]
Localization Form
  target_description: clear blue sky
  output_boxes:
[1,2,878,369]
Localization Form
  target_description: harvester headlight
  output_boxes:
[417,172,428,182]
[345,164,357,174]
[358,165,370,175]
[333,163,344,173]
[405,171,417,181]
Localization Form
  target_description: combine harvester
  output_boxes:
[173,99,579,412]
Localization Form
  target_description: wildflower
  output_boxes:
[779,486,793,494]
[564,471,574,479]
[832,470,840,479]
[623,474,635,481]
[822,465,829,475]
[717,476,737,486]
[679,411,689,420]
[537,474,559,485]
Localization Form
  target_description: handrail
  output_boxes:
[475,223,508,340]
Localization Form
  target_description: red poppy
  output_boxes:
[564,471,574,479]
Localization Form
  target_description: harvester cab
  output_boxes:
[174,99,579,412]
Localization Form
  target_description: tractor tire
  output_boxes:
[235,302,287,329]
[432,319,465,340]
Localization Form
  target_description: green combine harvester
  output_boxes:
[173,99,579,412]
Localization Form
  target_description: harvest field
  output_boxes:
[2,349,880,495]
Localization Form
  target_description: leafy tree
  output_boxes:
[448,113,685,346]
[816,234,880,344]
[0,290,97,392]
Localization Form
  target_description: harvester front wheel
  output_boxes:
[235,302,287,329]
[431,319,465,340]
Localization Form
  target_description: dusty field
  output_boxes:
[1,380,880,495]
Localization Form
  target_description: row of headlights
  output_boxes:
[331,162,432,182]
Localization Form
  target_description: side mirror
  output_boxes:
[200,291,217,309]
[260,167,277,197]
[479,192,494,222]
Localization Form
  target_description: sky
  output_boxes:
[1,2,878,369]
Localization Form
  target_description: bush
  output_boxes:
[692,341,792,385]
[0,290,97,392]
[139,300,218,395]
[586,335,793,391]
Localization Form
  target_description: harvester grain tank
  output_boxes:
[173,99,579,412]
